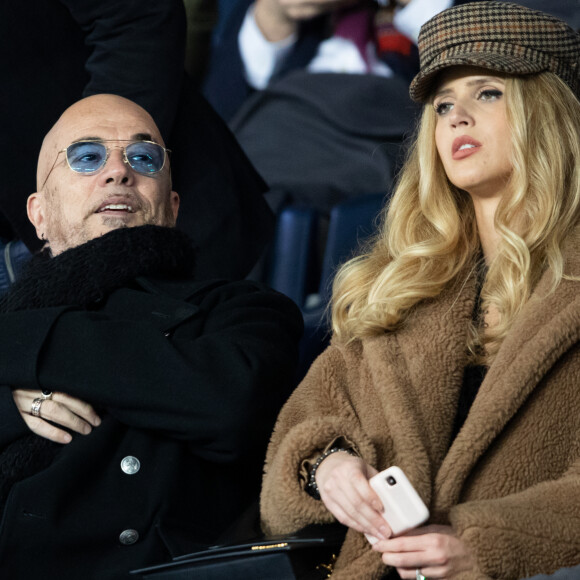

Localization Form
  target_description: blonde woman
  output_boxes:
[261,2,580,579]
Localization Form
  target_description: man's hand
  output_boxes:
[12,389,101,444]
[373,524,475,578]
[315,452,392,541]
[254,0,359,41]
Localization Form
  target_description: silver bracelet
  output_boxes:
[306,447,356,500]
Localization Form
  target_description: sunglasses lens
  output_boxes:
[67,142,108,173]
[125,142,165,174]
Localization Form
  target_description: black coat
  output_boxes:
[0,229,303,578]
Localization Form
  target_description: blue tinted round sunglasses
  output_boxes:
[41,140,171,189]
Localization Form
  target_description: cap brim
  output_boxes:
[409,51,546,102]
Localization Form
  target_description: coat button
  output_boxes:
[119,529,139,545]
[164,331,171,337]
[120,456,141,475]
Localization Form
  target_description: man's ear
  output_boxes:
[170,190,180,222]
[27,192,46,240]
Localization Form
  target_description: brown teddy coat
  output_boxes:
[261,233,580,579]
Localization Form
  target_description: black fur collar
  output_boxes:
[0,225,196,313]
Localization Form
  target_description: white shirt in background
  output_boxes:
[239,0,452,89]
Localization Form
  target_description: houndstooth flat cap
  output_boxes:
[409,1,580,102]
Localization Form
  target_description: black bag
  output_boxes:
[130,524,347,580]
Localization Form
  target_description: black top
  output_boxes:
[452,364,487,440]
[451,261,488,440]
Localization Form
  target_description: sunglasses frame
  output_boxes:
[41,139,171,190]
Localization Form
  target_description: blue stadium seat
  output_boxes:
[0,239,32,295]
[267,193,387,381]
[267,205,319,308]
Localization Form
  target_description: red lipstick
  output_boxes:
[452,136,482,160]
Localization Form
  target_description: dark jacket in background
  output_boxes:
[203,0,323,122]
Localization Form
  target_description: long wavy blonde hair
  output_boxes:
[331,72,580,363]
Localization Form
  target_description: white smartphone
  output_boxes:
[365,466,429,544]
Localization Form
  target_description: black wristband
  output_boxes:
[306,447,356,500]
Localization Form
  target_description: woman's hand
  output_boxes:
[373,524,475,579]
[12,389,101,444]
[315,452,392,541]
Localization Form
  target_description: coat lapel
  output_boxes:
[105,282,202,334]
[362,268,478,501]
[435,239,580,513]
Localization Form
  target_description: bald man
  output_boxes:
[29,94,180,257]
[0,95,302,579]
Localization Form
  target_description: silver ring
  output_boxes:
[31,398,44,417]
[416,569,427,580]
[41,390,53,400]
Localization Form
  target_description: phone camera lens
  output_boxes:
[386,476,396,486]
